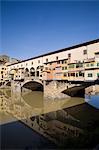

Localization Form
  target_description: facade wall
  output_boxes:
[0,39,99,83]
[0,65,8,82]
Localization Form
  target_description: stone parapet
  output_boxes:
[85,85,99,95]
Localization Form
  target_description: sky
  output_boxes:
[1,0,99,60]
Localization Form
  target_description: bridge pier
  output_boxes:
[44,81,71,100]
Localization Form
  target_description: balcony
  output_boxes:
[85,62,98,69]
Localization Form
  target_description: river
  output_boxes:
[0,89,99,149]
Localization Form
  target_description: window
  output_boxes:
[79,72,84,77]
[76,73,78,77]
[38,60,40,63]
[56,56,58,61]
[45,67,48,70]
[21,64,23,67]
[64,60,67,64]
[1,71,3,74]
[83,49,87,55]
[97,63,99,66]
[62,67,64,70]
[62,60,64,64]
[46,59,48,63]
[97,73,99,77]
[65,66,67,70]
[90,63,94,67]
[57,61,60,64]
[68,73,70,77]
[64,73,67,77]
[17,65,19,67]
[31,62,33,65]
[68,53,71,58]
[86,64,89,67]
[69,64,75,68]
[76,63,83,68]
[88,73,93,77]
[26,63,28,66]
[71,73,75,77]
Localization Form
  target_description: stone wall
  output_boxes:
[44,81,70,100]
[85,85,99,95]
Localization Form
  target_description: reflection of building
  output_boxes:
[1,88,99,148]
[0,39,98,82]
[0,94,7,111]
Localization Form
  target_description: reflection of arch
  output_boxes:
[36,66,43,77]
[5,81,11,86]
[25,68,29,77]
[2,89,11,98]
[22,80,43,91]
[30,67,35,77]
[0,82,5,86]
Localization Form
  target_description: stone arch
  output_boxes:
[36,66,44,78]
[21,80,43,91]
[30,67,35,77]
[25,68,29,77]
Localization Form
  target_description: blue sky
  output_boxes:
[1,1,99,60]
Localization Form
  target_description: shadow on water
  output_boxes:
[0,121,56,149]
[0,88,99,149]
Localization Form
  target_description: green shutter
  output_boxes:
[97,73,99,77]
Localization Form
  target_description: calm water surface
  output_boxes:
[0,89,99,149]
[85,94,99,109]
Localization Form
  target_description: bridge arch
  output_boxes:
[21,80,43,91]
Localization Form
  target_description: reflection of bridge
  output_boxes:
[1,88,99,147]
[0,89,85,146]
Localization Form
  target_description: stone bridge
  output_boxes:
[0,77,99,99]
[44,81,81,99]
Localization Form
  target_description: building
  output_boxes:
[0,55,10,63]
[0,39,99,83]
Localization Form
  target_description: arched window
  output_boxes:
[36,66,43,77]
[25,68,29,77]
[30,67,35,76]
